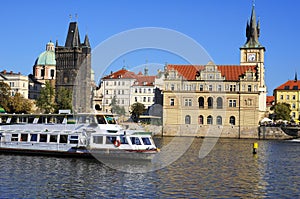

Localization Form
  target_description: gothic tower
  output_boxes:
[55,21,92,113]
[240,4,267,112]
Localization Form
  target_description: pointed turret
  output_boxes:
[83,34,90,47]
[243,5,263,48]
[65,22,81,47]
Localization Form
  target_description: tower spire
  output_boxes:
[83,34,90,47]
[65,22,81,47]
[243,4,262,48]
[295,72,298,81]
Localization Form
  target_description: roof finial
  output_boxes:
[69,14,72,21]
[252,0,255,7]
[122,59,126,69]
[295,71,298,81]
[75,13,78,22]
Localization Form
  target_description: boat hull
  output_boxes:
[281,126,300,138]
[0,146,157,160]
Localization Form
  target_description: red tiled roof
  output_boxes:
[274,80,300,90]
[167,64,257,81]
[102,69,137,79]
[134,76,155,86]
[102,69,155,86]
[266,96,275,106]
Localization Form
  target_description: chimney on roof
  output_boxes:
[3,70,6,74]
[10,71,13,74]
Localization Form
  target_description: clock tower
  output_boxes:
[240,4,267,112]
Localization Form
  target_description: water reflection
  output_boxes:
[0,138,299,198]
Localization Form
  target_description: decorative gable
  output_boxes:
[240,68,257,81]
[195,61,225,81]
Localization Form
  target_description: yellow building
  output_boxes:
[274,76,300,120]
[162,5,267,138]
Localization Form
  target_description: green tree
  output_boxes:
[130,102,145,122]
[0,82,11,112]
[9,92,32,113]
[271,102,291,121]
[55,87,72,112]
[109,96,125,115]
[36,81,56,113]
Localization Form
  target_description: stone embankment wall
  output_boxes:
[258,126,294,140]
[121,123,294,140]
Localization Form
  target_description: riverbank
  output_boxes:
[121,122,296,140]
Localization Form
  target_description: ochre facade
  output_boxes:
[162,6,267,138]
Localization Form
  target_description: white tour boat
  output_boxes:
[0,112,158,160]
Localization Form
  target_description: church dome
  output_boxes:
[36,41,56,66]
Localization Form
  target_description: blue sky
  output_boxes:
[0,0,299,93]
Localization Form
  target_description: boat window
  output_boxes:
[106,136,116,144]
[11,134,19,142]
[39,134,47,142]
[96,115,106,124]
[120,136,128,144]
[20,134,28,142]
[142,137,152,145]
[130,137,141,145]
[93,136,103,144]
[104,115,116,124]
[50,135,58,143]
[69,135,79,144]
[59,135,68,143]
[67,115,75,124]
[30,134,38,142]
[77,115,95,124]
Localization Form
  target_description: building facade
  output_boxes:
[100,68,155,115]
[274,76,300,120]
[0,70,29,99]
[162,5,267,138]
[55,21,92,113]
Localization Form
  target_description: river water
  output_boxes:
[0,138,299,198]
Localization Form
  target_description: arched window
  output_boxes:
[95,104,101,111]
[198,115,204,124]
[230,116,236,125]
[207,115,213,125]
[185,115,191,124]
[217,97,223,109]
[198,97,204,108]
[208,97,213,109]
[217,116,222,125]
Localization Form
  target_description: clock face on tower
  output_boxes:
[247,53,256,62]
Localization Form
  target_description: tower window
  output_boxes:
[248,85,252,92]
[50,69,55,79]
[170,99,174,106]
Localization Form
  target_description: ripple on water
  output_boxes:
[0,138,299,198]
